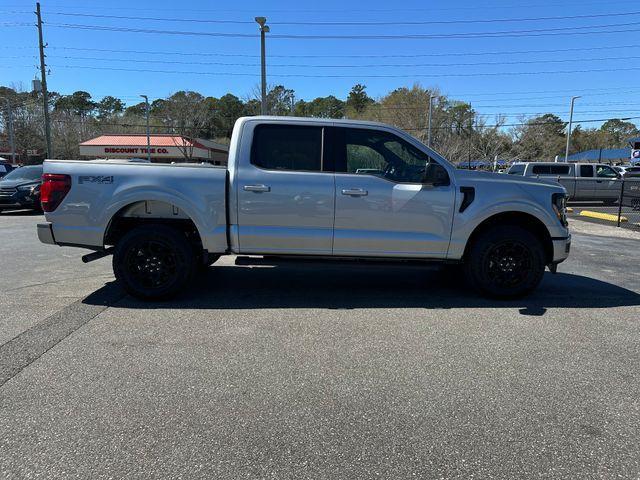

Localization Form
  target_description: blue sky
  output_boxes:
[2,0,639,128]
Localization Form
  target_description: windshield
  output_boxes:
[1,166,43,182]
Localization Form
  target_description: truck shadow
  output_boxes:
[83,263,640,313]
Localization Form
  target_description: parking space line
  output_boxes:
[0,282,124,387]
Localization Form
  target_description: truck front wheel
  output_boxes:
[464,225,546,298]
[113,224,196,300]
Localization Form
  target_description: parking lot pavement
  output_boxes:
[0,211,113,345]
[1,214,640,478]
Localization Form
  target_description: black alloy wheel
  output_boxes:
[113,225,196,300]
[465,225,545,298]
[483,240,532,290]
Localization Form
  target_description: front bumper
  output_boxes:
[551,234,571,264]
[0,192,40,210]
[37,222,56,245]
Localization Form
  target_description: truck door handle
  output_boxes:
[243,184,271,192]
[341,188,368,197]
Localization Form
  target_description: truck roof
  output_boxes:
[237,115,397,130]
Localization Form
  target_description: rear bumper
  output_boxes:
[551,234,571,264]
[37,222,56,245]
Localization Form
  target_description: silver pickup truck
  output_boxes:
[38,117,570,299]
[507,162,621,204]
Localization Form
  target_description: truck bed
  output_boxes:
[41,159,228,253]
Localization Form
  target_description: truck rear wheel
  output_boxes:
[113,224,196,300]
[464,225,545,299]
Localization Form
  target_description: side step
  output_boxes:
[234,255,456,267]
[81,247,114,264]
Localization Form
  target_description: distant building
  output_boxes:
[565,148,631,164]
[79,134,228,165]
[566,137,640,165]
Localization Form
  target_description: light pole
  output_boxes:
[0,97,16,164]
[255,17,270,115]
[564,96,580,162]
[140,95,151,162]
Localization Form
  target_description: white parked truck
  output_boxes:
[507,161,622,204]
[38,117,571,299]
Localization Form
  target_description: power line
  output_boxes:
[17,0,640,14]
[403,115,640,131]
[446,86,640,97]
[43,53,640,69]
[369,101,634,111]
[44,63,640,78]
[46,43,640,59]
[45,9,640,26]
[49,115,640,131]
[46,20,640,40]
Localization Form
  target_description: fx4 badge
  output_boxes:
[79,175,114,184]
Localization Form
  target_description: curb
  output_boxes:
[579,210,627,223]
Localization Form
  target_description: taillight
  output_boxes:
[41,174,71,212]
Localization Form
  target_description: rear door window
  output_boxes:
[531,165,551,175]
[531,165,570,175]
[579,165,594,177]
[251,124,323,172]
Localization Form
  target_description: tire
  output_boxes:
[113,224,196,300]
[464,225,546,299]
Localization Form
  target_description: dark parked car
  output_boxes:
[0,162,15,179]
[0,165,43,213]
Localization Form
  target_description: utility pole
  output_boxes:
[564,95,580,163]
[36,2,52,158]
[0,97,16,164]
[427,94,434,148]
[255,17,269,115]
[140,95,151,162]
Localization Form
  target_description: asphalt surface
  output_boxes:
[1,211,639,479]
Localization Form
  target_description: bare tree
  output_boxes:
[155,91,211,161]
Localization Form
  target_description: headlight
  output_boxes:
[17,184,40,194]
[552,193,568,227]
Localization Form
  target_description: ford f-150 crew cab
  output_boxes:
[37,117,571,299]
[507,161,621,204]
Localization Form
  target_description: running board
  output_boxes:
[234,255,457,267]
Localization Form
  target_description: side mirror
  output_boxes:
[422,163,450,187]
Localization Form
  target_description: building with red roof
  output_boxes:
[79,134,228,165]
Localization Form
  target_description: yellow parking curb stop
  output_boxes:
[579,210,627,223]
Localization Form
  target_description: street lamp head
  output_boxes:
[255,16,267,26]
[263,25,270,33]
[140,94,148,101]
